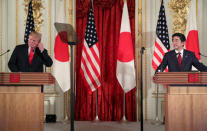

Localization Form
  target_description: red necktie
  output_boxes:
[29,48,34,64]
[178,52,181,68]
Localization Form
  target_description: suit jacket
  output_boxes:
[156,49,207,73]
[8,44,53,72]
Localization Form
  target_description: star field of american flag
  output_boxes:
[156,0,170,50]
[84,7,98,48]
[152,0,170,71]
[24,1,35,44]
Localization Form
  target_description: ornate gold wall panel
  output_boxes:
[169,0,190,34]
[23,0,44,32]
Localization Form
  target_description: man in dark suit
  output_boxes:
[8,31,53,72]
[156,33,207,73]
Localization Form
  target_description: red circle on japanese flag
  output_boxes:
[54,33,69,62]
[117,32,134,62]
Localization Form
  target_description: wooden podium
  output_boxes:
[154,72,207,131]
[0,72,55,131]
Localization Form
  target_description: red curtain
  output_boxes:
[75,0,136,121]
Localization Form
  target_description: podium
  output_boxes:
[154,72,207,131]
[0,72,55,131]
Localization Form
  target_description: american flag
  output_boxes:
[152,0,170,71]
[24,1,35,44]
[80,5,101,92]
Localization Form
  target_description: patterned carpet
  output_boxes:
[44,120,164,131]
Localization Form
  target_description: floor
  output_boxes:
[44,120,165,131]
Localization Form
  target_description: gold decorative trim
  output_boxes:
[23,0,44,32]
[196,0,198,23]
[144,0,148,120]
[67,0,74,120]
[47,0,51,73]
[0,0,2,71]
[169,0,190,34]
[47,0,51,55]
[16,0,18,45]
[68,0,72,61]
[138,0,142,121]
[63,0,67,119]
[64,0,66,19]
[135,0,139,121]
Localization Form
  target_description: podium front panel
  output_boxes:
[165,86,207,131]
[0,86,44,131]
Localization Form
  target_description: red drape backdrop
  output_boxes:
[75,0,136,121]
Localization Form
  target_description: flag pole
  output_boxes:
[95,90,99,120]
[140,47,145,131]
[122,92,126,121]
[70,44,74,131]
[64,92,69,122]
[90,0,98,121]
[151,83,162,125]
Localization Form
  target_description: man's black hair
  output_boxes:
[172,33,186,42]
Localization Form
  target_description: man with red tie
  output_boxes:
[8,31,53,72]
[155,33,207,73]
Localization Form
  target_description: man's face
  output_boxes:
[28,35,40,48]
[172,36,184,51]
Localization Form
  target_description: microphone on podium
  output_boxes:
[0,49,10,56]
[199,52,207,58]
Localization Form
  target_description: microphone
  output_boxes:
[199,52,207,57]
[0,49,10,56]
